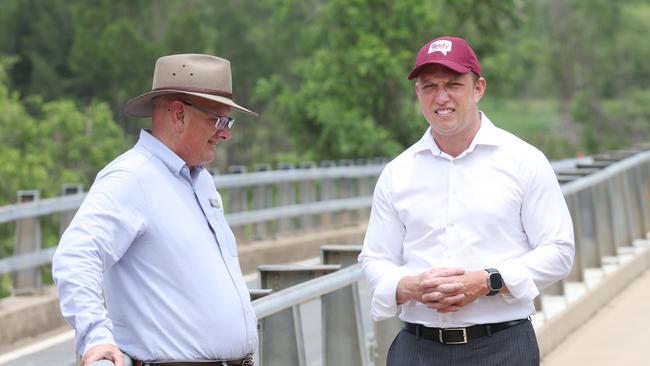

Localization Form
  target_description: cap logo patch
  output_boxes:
[428,40,452,56]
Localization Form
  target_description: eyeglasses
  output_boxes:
[180,100,235,130]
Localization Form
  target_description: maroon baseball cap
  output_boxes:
[407,36,481,80]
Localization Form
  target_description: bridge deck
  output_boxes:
[542,268,650,365]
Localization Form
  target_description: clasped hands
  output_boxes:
[396,268,489,313]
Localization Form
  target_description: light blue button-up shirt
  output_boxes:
[53,130,257,361]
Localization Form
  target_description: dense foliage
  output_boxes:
[0,58,127,205]
[0,0,649,298]
[0,0,648,191]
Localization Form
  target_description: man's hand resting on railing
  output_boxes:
[82,344,124,366]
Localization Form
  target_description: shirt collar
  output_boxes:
[413,112,501,156]
[135,129,192,178]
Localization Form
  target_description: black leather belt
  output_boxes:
[133,354,253,366]
[404,318,529,345]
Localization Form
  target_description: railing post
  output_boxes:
[357,160,374,222]
[298,162,317,231]
[338,159,356,227]
[621,170,643,241]
[60,183,84,236]
[593,182,617,259]
[320,245,362,267]
[257,264,340,366]
[277,163,296,234]
[253,163,273,240]
[320,245,370,366]
[12,190,42,295]
[628,166,648,238]
[227,165,248,240]
[565,193,584,283]
[577,188,601,268]
[319,160,337,229]
[639,162,650,237]
[608,174,631,248]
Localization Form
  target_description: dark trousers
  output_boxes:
[387,320,540,366]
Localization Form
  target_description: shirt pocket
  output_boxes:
[210,208,239,257]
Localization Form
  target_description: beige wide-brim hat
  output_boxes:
[123,54,258,118]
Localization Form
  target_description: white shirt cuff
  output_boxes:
[370,267,411,321]
[81,325,117,356]
[498,263,539,304]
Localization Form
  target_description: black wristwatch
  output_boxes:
[484,268,503,296]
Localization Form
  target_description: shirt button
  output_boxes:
[448,222,455,227]
[441,316,448,323]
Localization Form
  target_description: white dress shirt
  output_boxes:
[53,130,257,361]
[359,114,574,327]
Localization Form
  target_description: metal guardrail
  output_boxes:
[0,194,86,224]
[226,196,372,226]
[253,264,361,319]
[10,147,650,366]
[214,165,386,187]
[0,155,641,281]
[0,247,56,276]
[0,159,582,225]
[248,149,650,365]
[0,162,384,287]
[0,165,385,225]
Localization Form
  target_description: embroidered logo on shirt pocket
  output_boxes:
[209,197,222,209]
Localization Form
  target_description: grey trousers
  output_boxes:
[387,320,540,366]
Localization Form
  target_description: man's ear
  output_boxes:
[169,100,186,133]
[474,77,487,103]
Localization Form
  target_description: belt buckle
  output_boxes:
[439,327,468,344]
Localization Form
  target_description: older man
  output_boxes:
[53,54,257,366]
[359,36,575,365]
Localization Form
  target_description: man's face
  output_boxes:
[415,64,485,140]
[176,98,232,167]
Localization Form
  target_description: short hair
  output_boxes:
[470,72,479,85]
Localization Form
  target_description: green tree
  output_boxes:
[1,56,128,297]
[0,0,75,100]
[254,0,524,160]
[0,58,127,205]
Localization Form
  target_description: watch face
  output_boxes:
[489,273,503,290]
